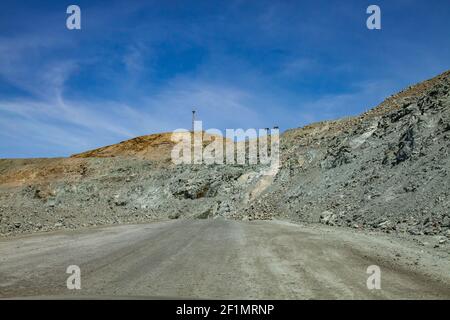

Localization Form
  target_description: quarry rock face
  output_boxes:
[0,70,449,238]
[242,70,450,237]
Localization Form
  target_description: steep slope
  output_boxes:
[243,70,450,237]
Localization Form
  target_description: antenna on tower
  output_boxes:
[192,109,196,132]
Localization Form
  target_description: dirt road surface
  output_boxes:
[1,219,449,299]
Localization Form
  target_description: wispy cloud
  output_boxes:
[0,34,76,100]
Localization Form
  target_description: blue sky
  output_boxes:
[0,0,449,158]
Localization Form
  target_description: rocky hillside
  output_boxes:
[0,144,267,236]
[242,70,450,237]
[0,70,449,239]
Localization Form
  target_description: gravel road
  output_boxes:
[1,219,449,299]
